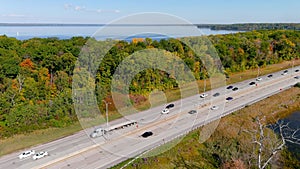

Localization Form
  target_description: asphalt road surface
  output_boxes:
[0,66,299,169]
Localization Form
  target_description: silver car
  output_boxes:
[19,150,35,159]
[32,151,48,160]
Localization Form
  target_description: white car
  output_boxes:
[256,77,262,81]
[161,108,170,114]
[32,151,48,160]
[19,150,35,159]
[210,105,219,110]
[200,93,208,98]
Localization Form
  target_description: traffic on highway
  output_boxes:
[0,66,299,169]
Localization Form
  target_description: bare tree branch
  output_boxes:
[244,115,300,169]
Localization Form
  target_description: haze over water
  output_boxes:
[0,25,240,40]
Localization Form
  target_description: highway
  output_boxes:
[0,66,299,169]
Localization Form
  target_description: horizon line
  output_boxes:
[0,22,300,27]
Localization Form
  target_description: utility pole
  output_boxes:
[202,66,206,93]
[292,59,294,77]
[102,100,111,127]
[257,65,260,78]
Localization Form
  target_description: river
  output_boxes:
[0,26,240,40]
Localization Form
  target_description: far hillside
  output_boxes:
[197,23,300,31]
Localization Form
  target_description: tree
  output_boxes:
[0,48,21,78]
[244,116,300,169]
[42,55,60,85]
[19,58,35,76]
[54,71,69,92]
[59,52,76,75]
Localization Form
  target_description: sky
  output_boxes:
[0,0,299,24]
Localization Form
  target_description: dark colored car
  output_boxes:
[166,103,174,109]
[213,92,220,97]
[267,74,273,78]
[294,76,300,79]
[295,69,299,72]
[283,70,288,73]
[226,86,233,89]
[249,82,256,85]
[188,110,197,114]
[141,131,153,138]
[226,97,233,101]
[232,87,238,91]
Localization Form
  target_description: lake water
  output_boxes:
[0,26,240,40]
[276,111,300,160]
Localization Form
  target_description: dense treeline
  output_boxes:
[0,36,87,136]
[197,23,300,31]
[210,30,300,72]
[0,30,299,137]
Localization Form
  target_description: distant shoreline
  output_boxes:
[0,26,241,41]
[0,23,200,27]
[1,23,300,31]
[1,23,299,41]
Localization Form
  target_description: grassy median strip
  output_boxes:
[0,60,299,157]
